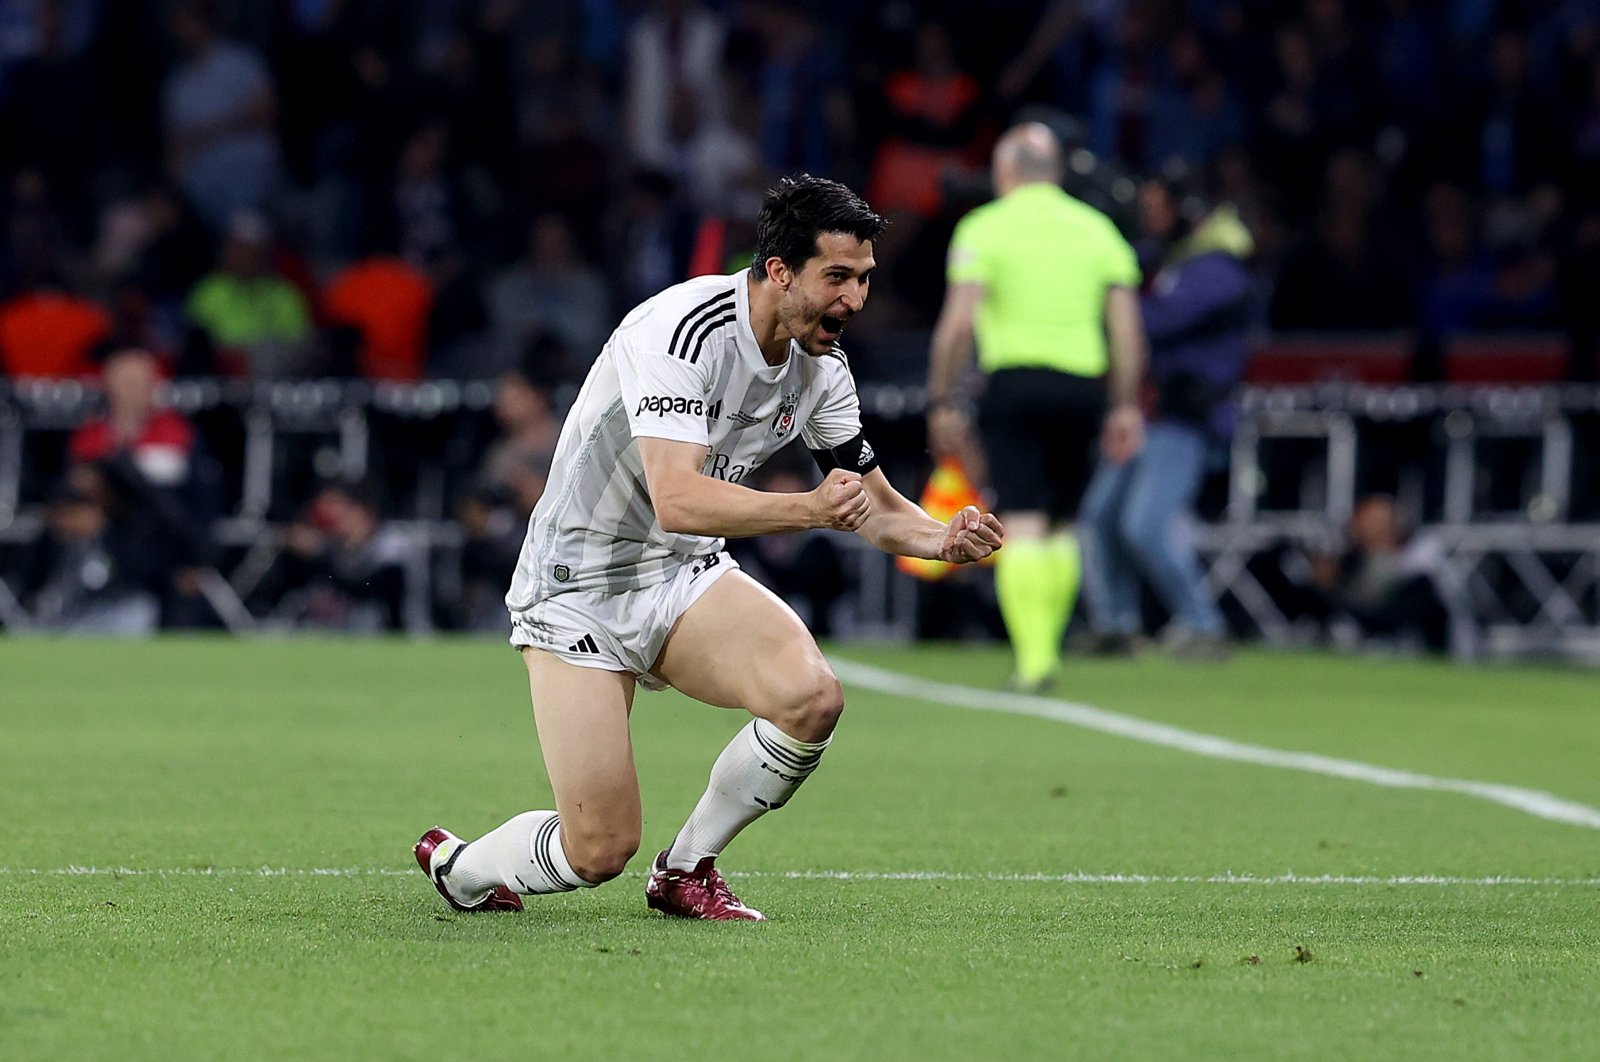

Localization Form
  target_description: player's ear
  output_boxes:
[765,256,792,289]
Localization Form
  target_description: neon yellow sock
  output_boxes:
[1045,532,1082,633]
[994,538,1066,685]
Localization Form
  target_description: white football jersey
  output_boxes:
[507,269,864,607]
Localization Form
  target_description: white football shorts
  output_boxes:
[509,551,737,691]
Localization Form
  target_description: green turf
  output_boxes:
[3,638,1597,1060]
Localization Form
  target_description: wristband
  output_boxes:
[810,432,881,476]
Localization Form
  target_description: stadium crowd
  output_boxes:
[1,0,1597,640]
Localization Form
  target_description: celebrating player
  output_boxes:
[415,175,1004,920]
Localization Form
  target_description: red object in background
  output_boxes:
[322,258,434,381]
[688,216,728,279]
[868,68,981,218]
[69,408,196,488]
[0,291,112,378]
[1245,334,1570,385]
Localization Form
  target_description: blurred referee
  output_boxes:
[927,122,1146,691]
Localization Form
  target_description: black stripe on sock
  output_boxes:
[533,816,578,892]
[754,724,824,762]
[669,293,734,360]
[752,727,822,774]
[540,816,578,892]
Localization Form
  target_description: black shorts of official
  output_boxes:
[977,367,1107,521]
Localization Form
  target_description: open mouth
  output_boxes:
[817,314,846,343]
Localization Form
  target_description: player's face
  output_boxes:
[785,234,875,356]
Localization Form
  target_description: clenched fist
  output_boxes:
[936,505,1005,564]
[811,468,872,531]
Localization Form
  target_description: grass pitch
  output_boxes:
[3,638,1598,1060]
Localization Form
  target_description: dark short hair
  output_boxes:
[750,175,886,282]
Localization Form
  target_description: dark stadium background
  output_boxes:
[1,0,1598,658]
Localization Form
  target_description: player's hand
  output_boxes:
[928,405,971,459]
[1100,404,1145,465]
[936,505,1005,564]
[812,468,871,531]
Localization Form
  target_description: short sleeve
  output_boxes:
[946,214,990,286]
[800,356,864,451]
[616,335,714,447]
[1102,219,1141,288]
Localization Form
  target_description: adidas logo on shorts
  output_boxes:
[568,634,600,655]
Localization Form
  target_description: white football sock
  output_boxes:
[665,718,830,871]
[448,810,595,896]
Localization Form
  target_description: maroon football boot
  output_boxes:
[645,850,766,921]
[414,827,524,913]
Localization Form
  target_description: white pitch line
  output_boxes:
[829,658,1600,831]
[0,867,1595,887]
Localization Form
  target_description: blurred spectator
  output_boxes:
[1,1,102,209]
[609,169,695,311]
[1087,1,1166,173]
[625,0,727,171]
[1256,21,1349,225]
[66,349,220,627]
[450,482,522,632]
[162,0,282,230]
[1269,200,1414,331]
[478,356,561,516]
[2,167,74,296]
[260,480,411,632]
[1145,27,1248,172]
[0,274,109,377]
[1301,494,1469,656]
[485,214,611,373]
[184,211,311,376]
[1419,182,1559,336]
[389,120,492,376]
[57,450,211,629]
[751,5,849,175]
[670,79,764,219]
[1442,26,1563,197]
[393,122,465,270]
[867,22,981,219]
[323,255,433,380]
[68,347,194,492]
[1082,170,1254,659]
[13,479,161,635]
[417,19,517,187]
[512,93,611,254]
[93,184,211,334]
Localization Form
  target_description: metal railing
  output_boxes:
[3,377,1599,658]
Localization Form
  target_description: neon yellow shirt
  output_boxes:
[186,274,310,348]
[946,182,1140,377]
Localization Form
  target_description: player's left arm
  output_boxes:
[855,468,1004,563]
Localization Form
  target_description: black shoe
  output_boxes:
[1163,627,1231,662]
[1080,631,1145,657]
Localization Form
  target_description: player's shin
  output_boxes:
[665,718,830,871]
[449,810,595,896]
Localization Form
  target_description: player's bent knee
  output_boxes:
[779,664,844,743]
[564,831,640,884]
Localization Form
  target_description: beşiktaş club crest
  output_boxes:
[771,392,799,438]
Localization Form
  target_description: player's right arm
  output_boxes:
[619,293,870,537]
[638,438,868,537]
[1101,284,1147,464]
[927,214,989,459]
